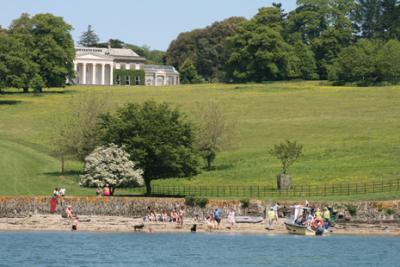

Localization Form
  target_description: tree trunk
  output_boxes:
[60,153,65,175]
[277,174,292,190]
[206,156,212,170]
[23,87,29,93]
[34,87,42,94]
[206,151,215,170]
[110,187,115,196]
[145,178,152,195]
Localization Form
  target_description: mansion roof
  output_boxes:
[144,65,179,74]
[75,46,146,61]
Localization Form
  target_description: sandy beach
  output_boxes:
[0,214,399,236]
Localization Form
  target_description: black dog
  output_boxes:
[134,223,145,231]
[190,224,197,233]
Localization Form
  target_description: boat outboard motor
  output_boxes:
[315,227,324,236]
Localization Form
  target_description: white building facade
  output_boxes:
[73,46,179,86]
[144,65,180,86]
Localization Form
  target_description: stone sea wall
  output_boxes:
[0,196,400,222]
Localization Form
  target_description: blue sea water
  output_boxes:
[0,232,399,267]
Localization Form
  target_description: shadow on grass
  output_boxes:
[203,163,234,172]
[116,193,185,198]
[44,170,83,177]
[0,100,22,105]
[0,89,78,95]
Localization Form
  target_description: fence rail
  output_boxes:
[149,179,400,198]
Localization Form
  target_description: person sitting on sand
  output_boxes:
[65,205,73,219]
[171,208,178,223]
[161,210,169,222]
[149,211,156,222]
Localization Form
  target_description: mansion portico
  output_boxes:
[73,46,179,86]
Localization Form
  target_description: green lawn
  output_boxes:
[1,81,400,198]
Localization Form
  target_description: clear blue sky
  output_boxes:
[1,0,297,51]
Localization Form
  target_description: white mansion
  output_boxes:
[73,46,180,86]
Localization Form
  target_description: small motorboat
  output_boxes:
[284,221,316,236]
[235,216,264,223]
[284,205,327,236]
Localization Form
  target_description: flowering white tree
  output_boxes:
[80,144,144,195]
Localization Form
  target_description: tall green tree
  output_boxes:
[226,6,297,82]
[0,31,38,92]
[78,25,99,47]
[165,17,246,81]
[328,39,378,85]
[376,39,400,83]
[287,0,355,79]
[9,13,75,90]
[179,59,202,84]
[98,101,200,195]
[353,0,383,38]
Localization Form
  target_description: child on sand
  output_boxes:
[65,205,73,220]
[71,216,78,231]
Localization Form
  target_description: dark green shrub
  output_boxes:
[185,196,196,207]
[346,204,357,216]
[384,208,395,216]
[240,198,250,209]
[185,196,208,208]
[196,197,209,208]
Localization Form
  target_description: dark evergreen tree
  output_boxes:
[78,25,99,47]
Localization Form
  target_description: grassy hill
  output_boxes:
[0,81,399,198]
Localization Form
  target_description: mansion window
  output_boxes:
[135,76,141,85]
[126,76,131,85]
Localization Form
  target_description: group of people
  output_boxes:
[205,208,235,231]
[143,206,233,231]
[95,185,111,196]
[50,188,66,214]
[144,206,186,227]
[295,206,332,231]
[65,205,79,231]
[49,188,79,231]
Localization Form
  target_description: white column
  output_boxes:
[101,64,105,85]
[154,74,157,86]
[92,64,96,85]
[164,74,167,86]
[82,63,87,85]
[110,64,114,85]
[72,63,77,84]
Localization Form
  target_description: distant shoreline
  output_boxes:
[1,214,399,236]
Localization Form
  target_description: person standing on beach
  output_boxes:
[103,185,110,196]
[227,209,236,228]
[272,203,280,223]
[267,207,276,230]
[179,206,185,228]
[213,208,222,229]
